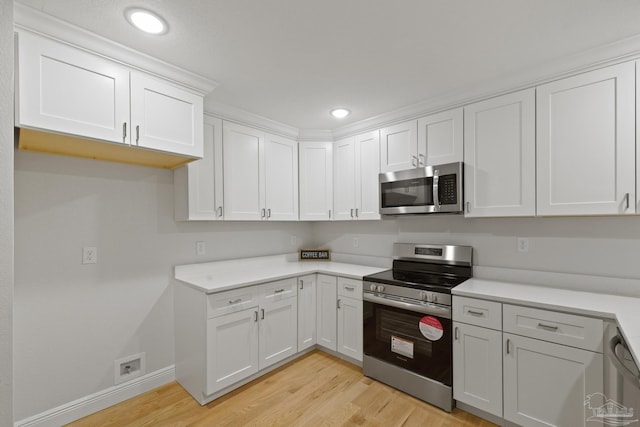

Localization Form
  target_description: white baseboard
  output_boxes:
[15,365,175,427]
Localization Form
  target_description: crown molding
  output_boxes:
[297,129,333,142]
[14,3,217,95]
[205,100,299,139]
[331,33,640,140]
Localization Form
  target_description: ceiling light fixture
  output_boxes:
[330,108,351,119]
[125,8,168,35]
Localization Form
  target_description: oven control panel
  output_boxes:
[420,291,439,303]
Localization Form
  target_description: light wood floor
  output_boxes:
[67,350,498,427]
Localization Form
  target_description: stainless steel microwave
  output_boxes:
[379,162,463,215]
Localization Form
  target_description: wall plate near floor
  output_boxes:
[114,352,146,385]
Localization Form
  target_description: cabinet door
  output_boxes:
[537,63,635,216]
[464,89,536,217]
[264,133,298,220]
[174,115,223,221]
[297,275,317,351]
[16,30,130,145]
[355,131,381,220]
[417,108,463,166]
[299,142,333,221]
[259,296,298,369]
[337,296,363,361]
[206,307,259,395]
[452,322,503,417]
[223,122,265,220]
[503,333,604,427]
[380,120,418,172]
[333,137,356,220]
[130,72,204,158]
[316,274,338,351]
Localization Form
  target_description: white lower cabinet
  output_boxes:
[503,333,603,427]
[259,281,298,368]
[297,274,317,351]
[206,307,259,395]
[316,274,338,351]
[337,278,363,361]
[453,296,605,427]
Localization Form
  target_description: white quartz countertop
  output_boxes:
[174,254,387,294]
[453,278,640,370]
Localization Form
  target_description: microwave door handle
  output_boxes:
[433,172,440,210]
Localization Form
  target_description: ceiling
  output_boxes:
[14,0,640,130]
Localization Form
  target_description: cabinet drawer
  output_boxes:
[453,296,502,330]
[261,277,297,303]
[503,304,603,352]
[337,277,362,300]
[207,286,258,319]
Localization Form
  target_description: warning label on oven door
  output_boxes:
[419,316,444,341]
[391,335,414,359]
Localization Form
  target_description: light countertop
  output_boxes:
[453,278,640,369]
[174,254,387,294]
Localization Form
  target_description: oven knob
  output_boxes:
[419,291,428,301]
[430,294,438,303]
[369,283,377,292]
[376,285,385,293]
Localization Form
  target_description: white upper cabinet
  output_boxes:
[223,121,298,221]
[537,63,636,216]
[16,30,130,145]
[333,131,381,220]
[464,89,536,217]
[15,29,205,166]
[417,108,464,166]
[174,115,224,221]
[380,120,418,172]
[299,142,333,221]
[130,72,204,158]
[264,133,299,220]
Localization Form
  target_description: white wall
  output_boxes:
[0,0,14,425]
[313,214,640,292]
[13,151,312,420]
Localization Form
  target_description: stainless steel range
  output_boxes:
[362,243,472,412]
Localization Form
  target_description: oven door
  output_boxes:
[363,292,452,386]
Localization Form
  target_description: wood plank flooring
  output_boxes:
[67,350,498,427]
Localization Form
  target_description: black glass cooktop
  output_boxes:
[363,259,472,293]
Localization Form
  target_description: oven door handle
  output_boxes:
[363,292,451,319]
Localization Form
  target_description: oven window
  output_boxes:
[381,177,433,208]
[364,300,452,386]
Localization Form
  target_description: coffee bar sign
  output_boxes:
[299,249,331,261]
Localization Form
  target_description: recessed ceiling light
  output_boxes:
[330,108,351,119]
[125,8,168,35]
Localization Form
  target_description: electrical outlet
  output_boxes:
[353,237,359,248]
[114,352,146,385]
[196,241,206,256]
[82,247,97,264]
[290,235,297,246]
[517,237,529,253]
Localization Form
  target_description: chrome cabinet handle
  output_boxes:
[261,309,265,320]
[135,125,140,144]
[328,209,332,219]
[454,326,459,340]
[355,208,359,218]
[261,208,266,218]
[337,299,341,309]
[344,286,355,291]
[217,206,223,217]
[467,310,484,316]
[411,155,418,167]
[300,280,304,290]
[433,170,440,210]
[350,208,354,218]
[466,201,470,214]
[122,122,127,143]
[274,289,285,294]
[506,339,511,354]
[624,193,630,210]
[254,311,258,322]
[228,298,242,304]
[267,208,271,218]
[418,153,425,167]
[538,323,559,331]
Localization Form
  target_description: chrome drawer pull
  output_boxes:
[344,286,355,291]
[254,311,258,322]
[274,289,285,294]
[454,327,459,340]
[228,298,242,304]
[506,339,511,354]
[300,280,304,290]
[467,310,484,316]
[538,323,559,331]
